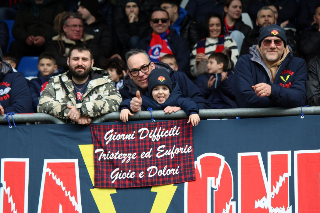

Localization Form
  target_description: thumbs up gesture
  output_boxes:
[130,90,142,112]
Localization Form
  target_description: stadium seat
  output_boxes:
[18,56,39,78]
[242,13,253,29]
[1,19,15,52]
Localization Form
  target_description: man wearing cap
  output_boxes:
[234,24,307,108]
[78,0,113,64]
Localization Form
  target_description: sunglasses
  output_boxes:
[129,62,151,77]
[262,39,283,47]
[151,18,169,24]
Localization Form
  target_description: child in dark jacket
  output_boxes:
[120,69,200,126]
[29,52,58,112]
[195,52,238,109]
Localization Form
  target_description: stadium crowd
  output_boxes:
[0,0,319,124]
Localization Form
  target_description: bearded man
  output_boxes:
[38,43,122,124]
[234,24,307,108]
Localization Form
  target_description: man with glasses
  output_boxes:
[46,12,100,71]
[120,49,208,112]
[136,8,191,76]
[9,0,64,61]
[161,0,198,51]
[234,24,307,108]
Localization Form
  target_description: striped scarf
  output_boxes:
[148,30,173,62]
[196,35,225,54]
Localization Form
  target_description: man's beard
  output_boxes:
[69,65,91,81]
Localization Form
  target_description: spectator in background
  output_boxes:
[29,52,57,112]
[161,0,199,51]
[268,4,299,56]
[3,53,18,72]
[306,56,320,106]
[299,5,320,65]
[136,8,191,76]
[46,12,100,71]
[9,0,64,61]
[103,57,127,91]
[240,6,276,56]
[38,44,122,124]
[0,48,32,115]
[234,24,307,108]
[112,0,150,59]
[296,0,319,31]
[161,54,179,71]
[77,0,113,65]
[223,0,251,51]
[190,13,238,77]
[195,52,237,109]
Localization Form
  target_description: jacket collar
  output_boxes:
[52,34,94,44]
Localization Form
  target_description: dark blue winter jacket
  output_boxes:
[29,72,53,112]
[136,31,191,76]
[0,48,32,113]
[196,73,238,109]
[234,46,307,108]
[120,62,209,109]
[120,82,199,116]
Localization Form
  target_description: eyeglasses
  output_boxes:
[129,62,151,77]
[65,24,84,29]
[262,39,283,47]
[151,18,169,24]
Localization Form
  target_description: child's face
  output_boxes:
[152,85,170,104]
[207,58,223,74]
[161,58,178,71]
[38,58,57,76]
[107,68,121,82]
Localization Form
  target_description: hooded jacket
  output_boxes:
[0,49,32,113]
[120,62,209,109]
[234,45,307,108]
[37,69,122,120]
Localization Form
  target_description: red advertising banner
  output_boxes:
[90,120,196,188]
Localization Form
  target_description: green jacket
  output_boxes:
[37,70,122,121]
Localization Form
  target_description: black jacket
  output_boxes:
[83,19,113,60]
[307,56,320,106]
[12,0,64,42]
[177,12,199,51]
[299,24,320,65]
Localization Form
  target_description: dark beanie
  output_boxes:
[124,0,141,9]
[148,69,172,95]
[258,24,287,47]
[78,0,100,18]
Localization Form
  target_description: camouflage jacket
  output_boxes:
[37,70,122,120]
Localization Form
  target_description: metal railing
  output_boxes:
[0,106,318,124]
